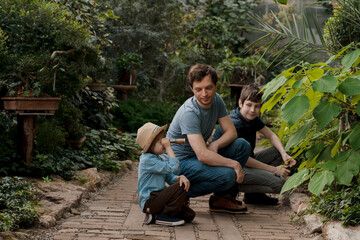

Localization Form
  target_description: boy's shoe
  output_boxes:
[143,213,154,225]
[243,193,278,205]
[209,195,247,213]
[155,211,185,226]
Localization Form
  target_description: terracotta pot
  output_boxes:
[1,97,61,113]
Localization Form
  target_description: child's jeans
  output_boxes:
[143,182,195,222]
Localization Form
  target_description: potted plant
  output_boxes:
[115,53,143,85]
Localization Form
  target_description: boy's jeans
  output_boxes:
[179,138,250,198]
[238,146,285,193]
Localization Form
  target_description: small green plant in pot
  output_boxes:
[116,53,143,85]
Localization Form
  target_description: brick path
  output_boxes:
[53,167,304,240]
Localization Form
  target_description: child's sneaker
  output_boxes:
[143,213,153,225]
[155,211,185,226]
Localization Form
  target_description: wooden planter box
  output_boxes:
[1,97,61,113]
[86,83,106,92]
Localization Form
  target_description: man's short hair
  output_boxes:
[187,64,218,88]
[240,84,263,104]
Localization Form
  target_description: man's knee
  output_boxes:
[217,168,236,189]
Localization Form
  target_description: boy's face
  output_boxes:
[149,132,166,155]
[239,99,261,122]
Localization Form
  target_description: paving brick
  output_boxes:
[198,230,219,240]
[50,165,305,240]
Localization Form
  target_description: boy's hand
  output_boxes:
[177,175,190,192]
[282,153,296,167]
[160,138,171,148]
[273,165,290,178]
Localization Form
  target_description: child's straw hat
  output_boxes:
[136,122,167,153]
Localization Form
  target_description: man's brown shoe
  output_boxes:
[209,195,247,213]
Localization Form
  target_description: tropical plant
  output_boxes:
[261,46,360,197]
[243,0,360,68]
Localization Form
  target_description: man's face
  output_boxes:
[239,99,261,122]
[191,75,216,109]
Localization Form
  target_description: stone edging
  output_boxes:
[289,192,360,240]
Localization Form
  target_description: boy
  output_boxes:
[212,84,296,205]
[136,122,195,226]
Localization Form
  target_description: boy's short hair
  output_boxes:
[187,63,218,88]
[240,84,263,104]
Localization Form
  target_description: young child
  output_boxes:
[136,122,195,226]
[212,84,296,205]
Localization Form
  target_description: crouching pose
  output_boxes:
[136,122,195,226]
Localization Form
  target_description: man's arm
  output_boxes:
[259,126,296,167]
[207,115,237,153]
[187,133,244,183]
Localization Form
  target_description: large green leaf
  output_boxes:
[349,124,360,150]
[281,95,309,127]
[313,101,341,128]
[341,49,360,71]
[333,150,352,162]
[308,171,334,196]
[280,168,310,195]
[312,76,338,93]
[262,75,288,101]
[338,78,360,96]
[335,159,359,186]
[321,160,336,171]
[317,145,333,162]
[285,122,312,151]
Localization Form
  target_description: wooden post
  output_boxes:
[17,115,36,165]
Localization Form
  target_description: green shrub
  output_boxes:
[0,0,100,97]
[0,177,38,232]
[111,98,180,132]
[35,119,66,153]
[308,182,360,226]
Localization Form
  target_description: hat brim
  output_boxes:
[142,124,168,153]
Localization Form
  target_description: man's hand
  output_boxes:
[273,165,290,178]
[282,153,296,167]
[177,175,190,192]
[207,141,219,153]
[232,161,245,184]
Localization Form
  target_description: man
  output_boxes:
[166,63,250,213]
[212,84,296,205]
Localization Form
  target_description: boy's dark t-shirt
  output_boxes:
[212,107,265,157]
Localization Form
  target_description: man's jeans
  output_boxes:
[179,138,250,198]
[238,146,285,193]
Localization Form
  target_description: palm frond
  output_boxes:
[242,9,333,67]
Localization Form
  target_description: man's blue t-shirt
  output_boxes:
[212,107,265,157]
[166,93,228,160]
